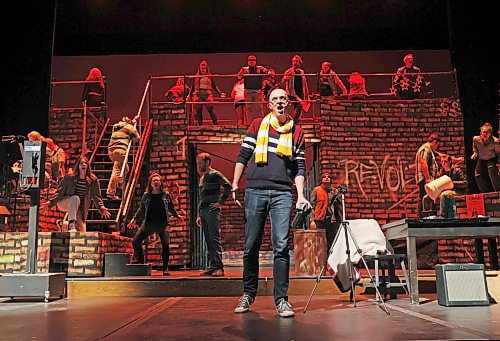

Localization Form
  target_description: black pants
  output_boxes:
[132,222,170,271]
[475,158,500,193]
[199,207,223,270]
[315,219,336,252]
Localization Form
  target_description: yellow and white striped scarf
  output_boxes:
[255,113,294,164]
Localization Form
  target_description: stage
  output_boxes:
[1,294,499,340]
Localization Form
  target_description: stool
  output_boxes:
[360,254,410,301]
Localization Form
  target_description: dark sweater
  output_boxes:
[236,117,306,190]
[198,169,232,211]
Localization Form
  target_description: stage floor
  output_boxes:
[0,294,498,340]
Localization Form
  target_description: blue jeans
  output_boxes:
[243,188,293,305]
[200,207,223,270]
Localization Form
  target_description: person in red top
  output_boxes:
[309,173,341,250]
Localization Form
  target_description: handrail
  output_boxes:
[116,118,153,232]
[119,78,151,178]
[82,104,108,158]
[89,117,111,164]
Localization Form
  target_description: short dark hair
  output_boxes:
[320,172,331,179]
[196,152,211,163]
[480,122,492,133]
[426,132,440,143]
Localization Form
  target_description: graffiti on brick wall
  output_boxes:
[175,136,187,160]
[439,98,461,117]
[339,155,415,201]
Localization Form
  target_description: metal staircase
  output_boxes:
[86,123,120,232]
[86,118,153,233]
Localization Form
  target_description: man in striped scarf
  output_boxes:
[232,88,310,318]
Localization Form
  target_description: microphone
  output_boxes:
[291,203,312,228]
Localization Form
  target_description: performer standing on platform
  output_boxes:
[191,60,225,125]
[127,172,181,276]
[232,88,309,317]
[415,132,440,217]
[317,61,347,102]
[48,156,110,232]
[196,152,232,277]
[106,116,140,200]
[237,55,270,121]
[309,173,342,251]
[82,67,105,107]
[281,55,310,123]
[391,53,428,100]
[471,122,500,192]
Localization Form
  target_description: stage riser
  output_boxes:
[65,276,435,298]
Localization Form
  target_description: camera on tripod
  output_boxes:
[291,203,312,228]
[337,184,347,194]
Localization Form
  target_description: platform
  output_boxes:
[66,267,446,299]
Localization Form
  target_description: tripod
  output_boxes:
[303,186,390,315]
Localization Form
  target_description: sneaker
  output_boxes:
[200,269,215,276]
[234,293,254,313]
[211,269,224,277]
[68,221,77,232]
[276,298,295,317]
[162,270,171,276]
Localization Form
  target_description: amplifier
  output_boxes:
[435,263,490,307]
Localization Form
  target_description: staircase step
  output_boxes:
[105,263,152,277]
[93,169,112,174]
[89,208,119,212]
[86,219,117,224]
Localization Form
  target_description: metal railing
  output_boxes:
[114,79,153,232]
[117,118,153,232]
[149,70,459,125]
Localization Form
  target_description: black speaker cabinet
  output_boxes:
[435,263,489,307]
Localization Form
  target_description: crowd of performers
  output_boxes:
[0,54,498,317]
[163,53,426,124]
[78,53,427,125]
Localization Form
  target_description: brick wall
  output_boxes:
[144,104,191,266]
[4,98,493,270]
[0,232,132,276]
[49,107,107,166]
[318,98,466,224]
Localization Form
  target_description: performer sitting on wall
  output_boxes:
[46,156,110,232]
[45,138,66,185]
[165,77,190,103]
[471,122,500,193]
[127,172,182,276]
